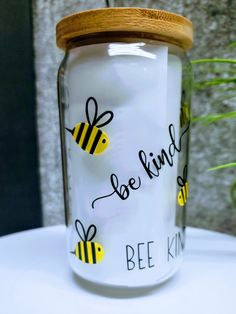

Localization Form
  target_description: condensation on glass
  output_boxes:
[56,8,193,288]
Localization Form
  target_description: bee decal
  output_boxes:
[177,165,189,206]
[70,219,104,264]
[66,97,114,155]
[180,91,190,128]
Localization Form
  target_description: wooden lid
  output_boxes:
[56,8,193,51]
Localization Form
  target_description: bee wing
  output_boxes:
[177,165,188,187]
[86,97,98,126]
[75,219,86,241]
[86,224,97,241]
[85,96,114,128]
[177,175,185,187]
[95,110,114,128]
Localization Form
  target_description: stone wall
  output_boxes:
[33,0,236,234]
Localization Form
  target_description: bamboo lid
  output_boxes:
[56,8,193,51]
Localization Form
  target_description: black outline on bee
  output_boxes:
[177,165,189,206]
[70,219,104,264]
[66,97,114,155]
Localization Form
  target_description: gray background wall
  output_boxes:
[33,0,236,234]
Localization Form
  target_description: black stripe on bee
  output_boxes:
[76,122,85,143]
[89,129,102,155]
[91,242,97,264]
[84,242,89,263]
[82,124,94,150]
[80,242,84,261]
[78,243,82,260]
[183,184,188,202]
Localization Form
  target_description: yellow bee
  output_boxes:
[66,97,114,155]
[177,165,189,206]
[71,219,104,264]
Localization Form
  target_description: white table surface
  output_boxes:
[0,226,235,314]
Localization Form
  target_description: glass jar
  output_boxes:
[56,8,193,288]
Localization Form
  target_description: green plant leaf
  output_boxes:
[230,181,236,210]
[192,51,236,210]
[208,163,236,171]
[228,42,236,48]
[192,111,236,125]
[194,77,236,90]
[192,58,236,65]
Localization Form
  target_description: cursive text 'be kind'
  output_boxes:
[91,123,189,209]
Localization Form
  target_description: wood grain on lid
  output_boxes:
[56,8,193,51]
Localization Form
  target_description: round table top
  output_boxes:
[0,226,235,314]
